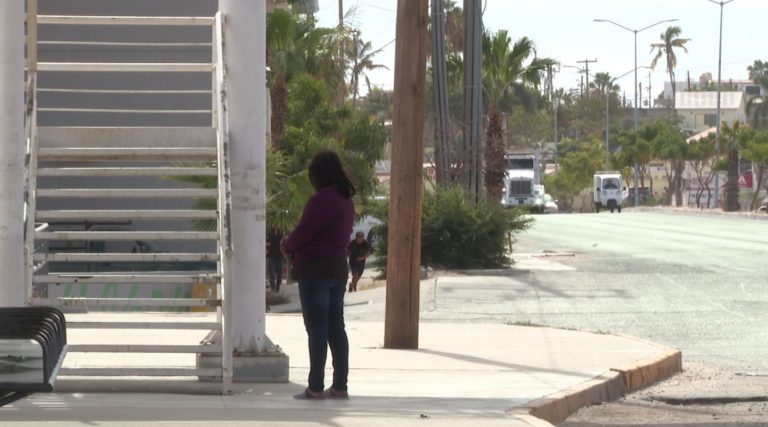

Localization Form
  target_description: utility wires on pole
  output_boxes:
[431,0,451,187]
[463,0,483,202]
[577,58,598,96]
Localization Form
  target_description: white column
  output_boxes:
[219,1,267,353]
[0,1,26,307]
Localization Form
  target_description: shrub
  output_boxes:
[372,187,533,272]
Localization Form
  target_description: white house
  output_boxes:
[663,75,764,100]
[675,91,746,133]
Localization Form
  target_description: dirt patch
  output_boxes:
[560,362,768,426]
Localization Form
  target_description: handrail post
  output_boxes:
[214,12,234,395]
[24,75,40,304]
[27,0,38,74]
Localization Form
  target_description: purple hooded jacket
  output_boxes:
[283,186,355,268]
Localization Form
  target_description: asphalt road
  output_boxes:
[356,210,765,372]
[343,209,768,424]
[510,210,768,371]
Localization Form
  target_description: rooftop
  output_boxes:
[675,91,744,110]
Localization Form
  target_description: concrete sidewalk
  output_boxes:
[0,307,680,427]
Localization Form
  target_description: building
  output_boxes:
[663,74,764,101]
[675,91,746,133]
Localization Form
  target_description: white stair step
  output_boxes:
[38,15,214,26]
[33,274,218,284]
[38,147,217,161]
[39,107,210,115]
[36,210,217,221]
[35,253,219,262]
[32,297,220,307]
[36,231,219,241]
[37,188,218,198]
[68,344,221,354]
[37,62,213,73]
[39,88,212,95]
[38,167,216,177]
[67,321,221,330]
[38,127,215,149]
[58,367,220,377]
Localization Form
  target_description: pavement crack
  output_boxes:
[647,395,768,405]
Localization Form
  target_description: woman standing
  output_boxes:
[282,150,355,399]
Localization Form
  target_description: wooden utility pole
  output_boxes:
[463,0,483,202]
[384,0,428,349]
[577,58,597,96]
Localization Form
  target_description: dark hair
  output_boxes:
[308,150,356,198]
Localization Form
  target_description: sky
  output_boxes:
[315,0,768,104]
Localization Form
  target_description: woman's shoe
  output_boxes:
[323,388,349,399]
[294,388,324,400]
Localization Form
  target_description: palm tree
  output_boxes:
[721,121,742,212]
[481,30,555,201]
[650,26,690,100]
[347,32,389,107]
[443,0,464,55]
[589,72,620,96]
[267,10,337,148]
[748,60,768,129]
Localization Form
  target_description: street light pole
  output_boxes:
[594,17,677,207]
[708,0,735,209]
[606,84,611,169]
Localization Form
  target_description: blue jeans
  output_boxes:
[298,278,349,393]
[267,257,283,292]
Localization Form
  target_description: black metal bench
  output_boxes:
[0,307,67,406]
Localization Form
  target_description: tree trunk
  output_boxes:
[270,72,288,149]
[750,163,766,210]
[663,166,674,205]
[668,68,676,100]
[484,111,505,202]
[673,159,684,207]
[724,145,741,211]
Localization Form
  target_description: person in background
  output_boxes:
[281,150,355,400]
[266,227,284,293]
[347,231,370,292]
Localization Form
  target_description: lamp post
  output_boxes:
[603,68,648,171]
[707,0,735,209]
[594,17,677,207]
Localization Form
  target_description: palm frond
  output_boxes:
[650,50,663,70]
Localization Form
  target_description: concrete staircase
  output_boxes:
[24,5,233,393]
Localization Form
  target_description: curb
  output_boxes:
[448,268,530,276]
[523,348,682,425]
[634,206,768,221]
[612,349,682,393]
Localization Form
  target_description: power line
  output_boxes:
[577,58,598,96]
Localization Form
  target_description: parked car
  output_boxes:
[542,194,559,214]
[531,193,558,214]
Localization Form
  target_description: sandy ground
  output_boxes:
[561,362,768,426]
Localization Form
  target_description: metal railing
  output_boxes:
[23,73,40,304]
[213,11,234,395]
[23,9,234,394]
